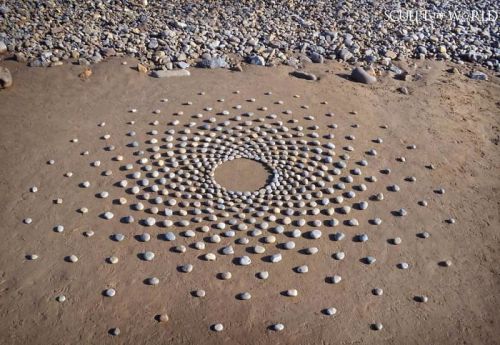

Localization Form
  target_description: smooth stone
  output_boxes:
[290,70,317,81]
[296,265,308,273]
[333,252,345,260]
[270,253,282,263]
[238,292,252,300]
[285,289,298,297]
[351,67,377,84]
[398,262,410,269]
[324,307,337,316]
[143,251,155,261]
[238,256,251,266]
[256,271,269,279]
[372,288,383,296]
[272,323,285,331]
[212,323,224,332]
[147,277,160,285]
[329,275,342,284]
[104,288,116,297]
[220,272,232,280]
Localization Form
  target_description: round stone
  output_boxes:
[398,262,410,269]
[220,272,232,280]
[333,252,345,260]
[67,255,78,263]
[143,251,155,261]
[107,256,119,264]
[324,307,337,316]
[372,288,383,296]
[256,271,269,280]
[194,289,206,298]
[238,256,251,266]
[212,323,224,332]
[104,288,116,297]
[238,292,252,300]
[272,323,285,331]
[56,295,66,303]
[270,253,282,263]
[146,277,160,285]
[329,275,342,284]
[158,314,169,322]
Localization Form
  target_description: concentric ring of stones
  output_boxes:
[22,89,453,338]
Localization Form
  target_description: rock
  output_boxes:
[232,64,243,72]
[469,71,488,81]
[150,69,190,78]
[0,67,13,89]
[351,67,377,84]
[398,86,410,95]
[198,57,228,69]
[137,63,148,73]
[338,48,353,61]
[0,41,6,54]
[176,61,189,69]
[290,70,317,81]
[246,54,265,66]
[309,52,324,63]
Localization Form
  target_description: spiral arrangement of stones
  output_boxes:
[22,90,453,338]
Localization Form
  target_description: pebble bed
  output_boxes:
[0,1,498,70]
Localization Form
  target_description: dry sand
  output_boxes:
[0,59,499,345]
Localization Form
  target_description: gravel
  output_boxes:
[1,1,498,70]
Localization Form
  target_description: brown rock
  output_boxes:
[79,67,92,80]
[137,63,148,73]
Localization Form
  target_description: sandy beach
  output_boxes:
[0,57,498,344]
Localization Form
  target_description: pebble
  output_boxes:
[142,251,155,261]
[271,323,285,332]
[372,288,383,296]
[351,67,377,84]
[212,323,224,332]
[270,254,282,263]
[398,262,410,270]
[56,295,66,303]
[104,288,116,297]
[109,328,120,336]
[238,292,252,300]
[146,277,160,285]
[323,307,337,316]
[371,323,383,331]
[67,254,78,263]
[158,314,169,322]
[333,252,345,260]
[256,271,269,280]
[107,256,119,264]
[193,289,206,297]
[284,289,298,297]
[238,256,251,266]
[329,275,342,284]
[220,272,232,280]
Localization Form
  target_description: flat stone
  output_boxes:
[290,70,318,81]
[150,69,191,78]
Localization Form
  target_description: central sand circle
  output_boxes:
[213,158,271,192]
